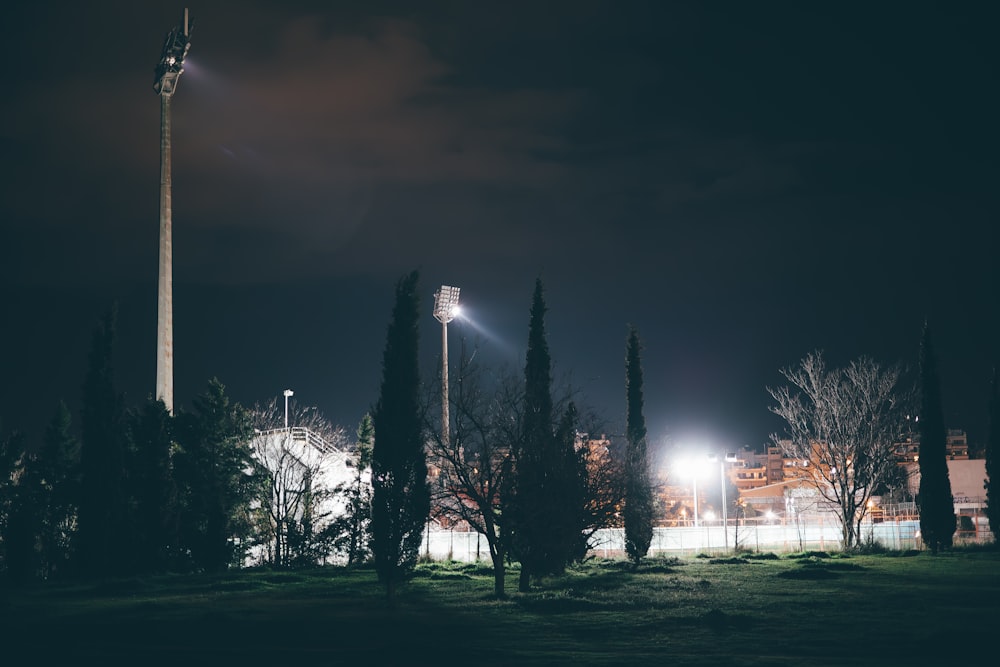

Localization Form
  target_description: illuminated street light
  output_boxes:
[677,457,711,527]
[433,285,461,446]
[710,452,739,551]
[283,389,294,429]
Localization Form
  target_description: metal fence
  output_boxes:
[419,516,994,562]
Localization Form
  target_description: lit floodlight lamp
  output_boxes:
[711,451,740,552]
[154,8,193,96]
[676,457,711,527]
[433,285,461,324]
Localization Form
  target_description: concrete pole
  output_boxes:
[721,460,728,551]
[156,93,174,413]
[441,319,450,446]
[692,475,699,527]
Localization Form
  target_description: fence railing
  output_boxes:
[254,427,344,455]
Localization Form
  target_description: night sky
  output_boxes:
[1,2,997,457]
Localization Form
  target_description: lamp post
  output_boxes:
[692,473,700,527]
[678,458,709,527]
[710,452,739,551]
[433,285,460,446]
[283,389,294,429]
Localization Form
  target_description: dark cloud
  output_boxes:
[1,1,996,453]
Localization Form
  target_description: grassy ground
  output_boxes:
[3,547,998,666]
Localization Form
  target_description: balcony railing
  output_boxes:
[255,427,343,454]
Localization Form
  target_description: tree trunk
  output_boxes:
[274,521,283,566]
[490,549,506,597]
[518,565,530,592]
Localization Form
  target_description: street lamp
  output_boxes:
[677,458,710,527]
[710,452,739,551]
[283,389,294,429]
[433,285,460,446]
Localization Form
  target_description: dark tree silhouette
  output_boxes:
[127,398,177,573]
[624,325,654,566]
[371,270,429,600]
[984,367,999,543]
[507,279,584,590]
[554,401,590,563]
[0,427,32,584]
[174,378,255,572]
[332,413,373,567]
[78,306,128,577]
[36,402,81,578]
[5,403,82,584]
[917,323,955,553]
[428,351,515,597]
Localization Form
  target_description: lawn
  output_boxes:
[2,548,997,666]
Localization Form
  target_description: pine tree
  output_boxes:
[7,403,82,584]
[347,414,374,565]
[985,367,999,543]
[174,378,254,572]
[624,325,654,566]
[37,402,80,578]
[371,271,429,599]
[0,428,33,584]
[128,398,177,573]
[78,306,128,577]
[917,323,955,553]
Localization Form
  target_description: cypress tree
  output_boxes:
[985,367,999,543]
[624,325,654,566]
[371,270,429,600]
[78,306,128,577]
[555,401,590,563]
[917,323,955,553]
[509,279,585,591]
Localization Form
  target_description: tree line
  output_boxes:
[0,275,660,598]
[768,322,1000,552]
[370,273,657,599]
[3,276,998,598]
[0,306,376,585]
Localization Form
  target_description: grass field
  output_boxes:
[3,548,998,666]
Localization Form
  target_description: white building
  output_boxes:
[248,427,367,565]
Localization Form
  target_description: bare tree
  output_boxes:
[768,351,905,550]
[250,398,348,567]
[427,354,517,597]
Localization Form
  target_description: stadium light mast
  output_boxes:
[433,286,461,446]
[153,8,192,413]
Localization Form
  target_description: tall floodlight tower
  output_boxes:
[433,285,461,445]
[153,9,192,413]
